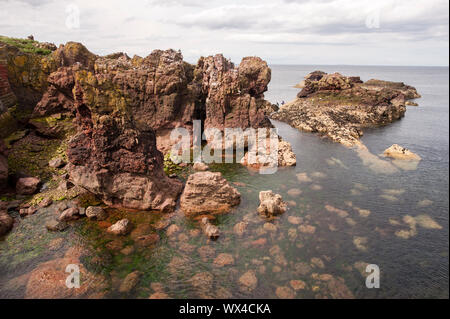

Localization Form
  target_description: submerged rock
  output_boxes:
[275,286,296,299]
[119,271,141,293]
[180,172,241,216]
[0,141,8,190]
[45,219,69,232]
[238,271,258,293]
[257,190,287,218]
[213,253,235,267]
[58,207,80,221]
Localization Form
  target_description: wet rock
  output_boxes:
[233,221,248,236]
[180,172,241,216]
[238,271,258,293]
[48,158,66,168]
[107,219,131,235]
[324,205,348,218]
[120,246,135,255]
[414,214,442,230]
[19,206,37,217]
[290,280,306,291]
[58,207,80,221]
[250,238,267,247]
[179,242,196,253]
[288,216,302,225]
[106,239,124,251]
[119,271,141,293]
[166,224,180,237]
[190,229,201,237]
[198,245,216,261]
[200,217,220,239]
[263,222,277,232]
[16,177,40,195]
[287,188,302,197]
[383,144,421,161]
[299,224,316,234]
[193,162,209,171]
[38,197,53,208]
[310,184,322,191]
[0,209,13,236]
[257,190,287,217]
[353,236,368,251]
[311,257,325,269]
[45,219,69,232]
[24,246,107,298]
[288,228,297,241]
[189,272,214,290]
[134,233,160,247]
[130,223,152,239]
[85,206,107,220]
[275,286,296,299]
[294,262,312,275]
[417,199,433,207]
[48,238,64,251]
[296,172,312,183]
[213,253,235,267]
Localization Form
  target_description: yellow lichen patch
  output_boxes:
[13,55,26,67]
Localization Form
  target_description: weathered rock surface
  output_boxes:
[107,219,131,235]
[180,171,241,216]
[16,177,40,195]
[271,71,421,147]
[238,270,258,292]
[383,144,421,161]
[257,190,287,217]
[85,206,107,220]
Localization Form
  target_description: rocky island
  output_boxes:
[272,71,421,147]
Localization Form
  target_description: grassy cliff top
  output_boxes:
[0,35,53,56]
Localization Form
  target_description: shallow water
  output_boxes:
[0,65,448,299]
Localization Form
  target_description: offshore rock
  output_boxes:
[272,71,421,147]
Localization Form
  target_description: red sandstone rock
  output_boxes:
[16,176,40,195]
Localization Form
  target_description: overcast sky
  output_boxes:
[0,0,448,66]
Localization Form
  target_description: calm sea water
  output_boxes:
[0,65,448,299]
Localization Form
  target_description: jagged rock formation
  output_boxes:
[271,71,421,147]
[0,36,278,211]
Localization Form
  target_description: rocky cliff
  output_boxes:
[271,71,421,147]
[0,36,278,212]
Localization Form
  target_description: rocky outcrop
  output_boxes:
[257,190,287,218]
[383,144,421,161]
[271,71,421,147]
[180,171,241,216]
[16,177,40,195]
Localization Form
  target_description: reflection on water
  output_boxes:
[0,65,448,299]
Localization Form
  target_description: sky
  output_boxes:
[0,0,448,66]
